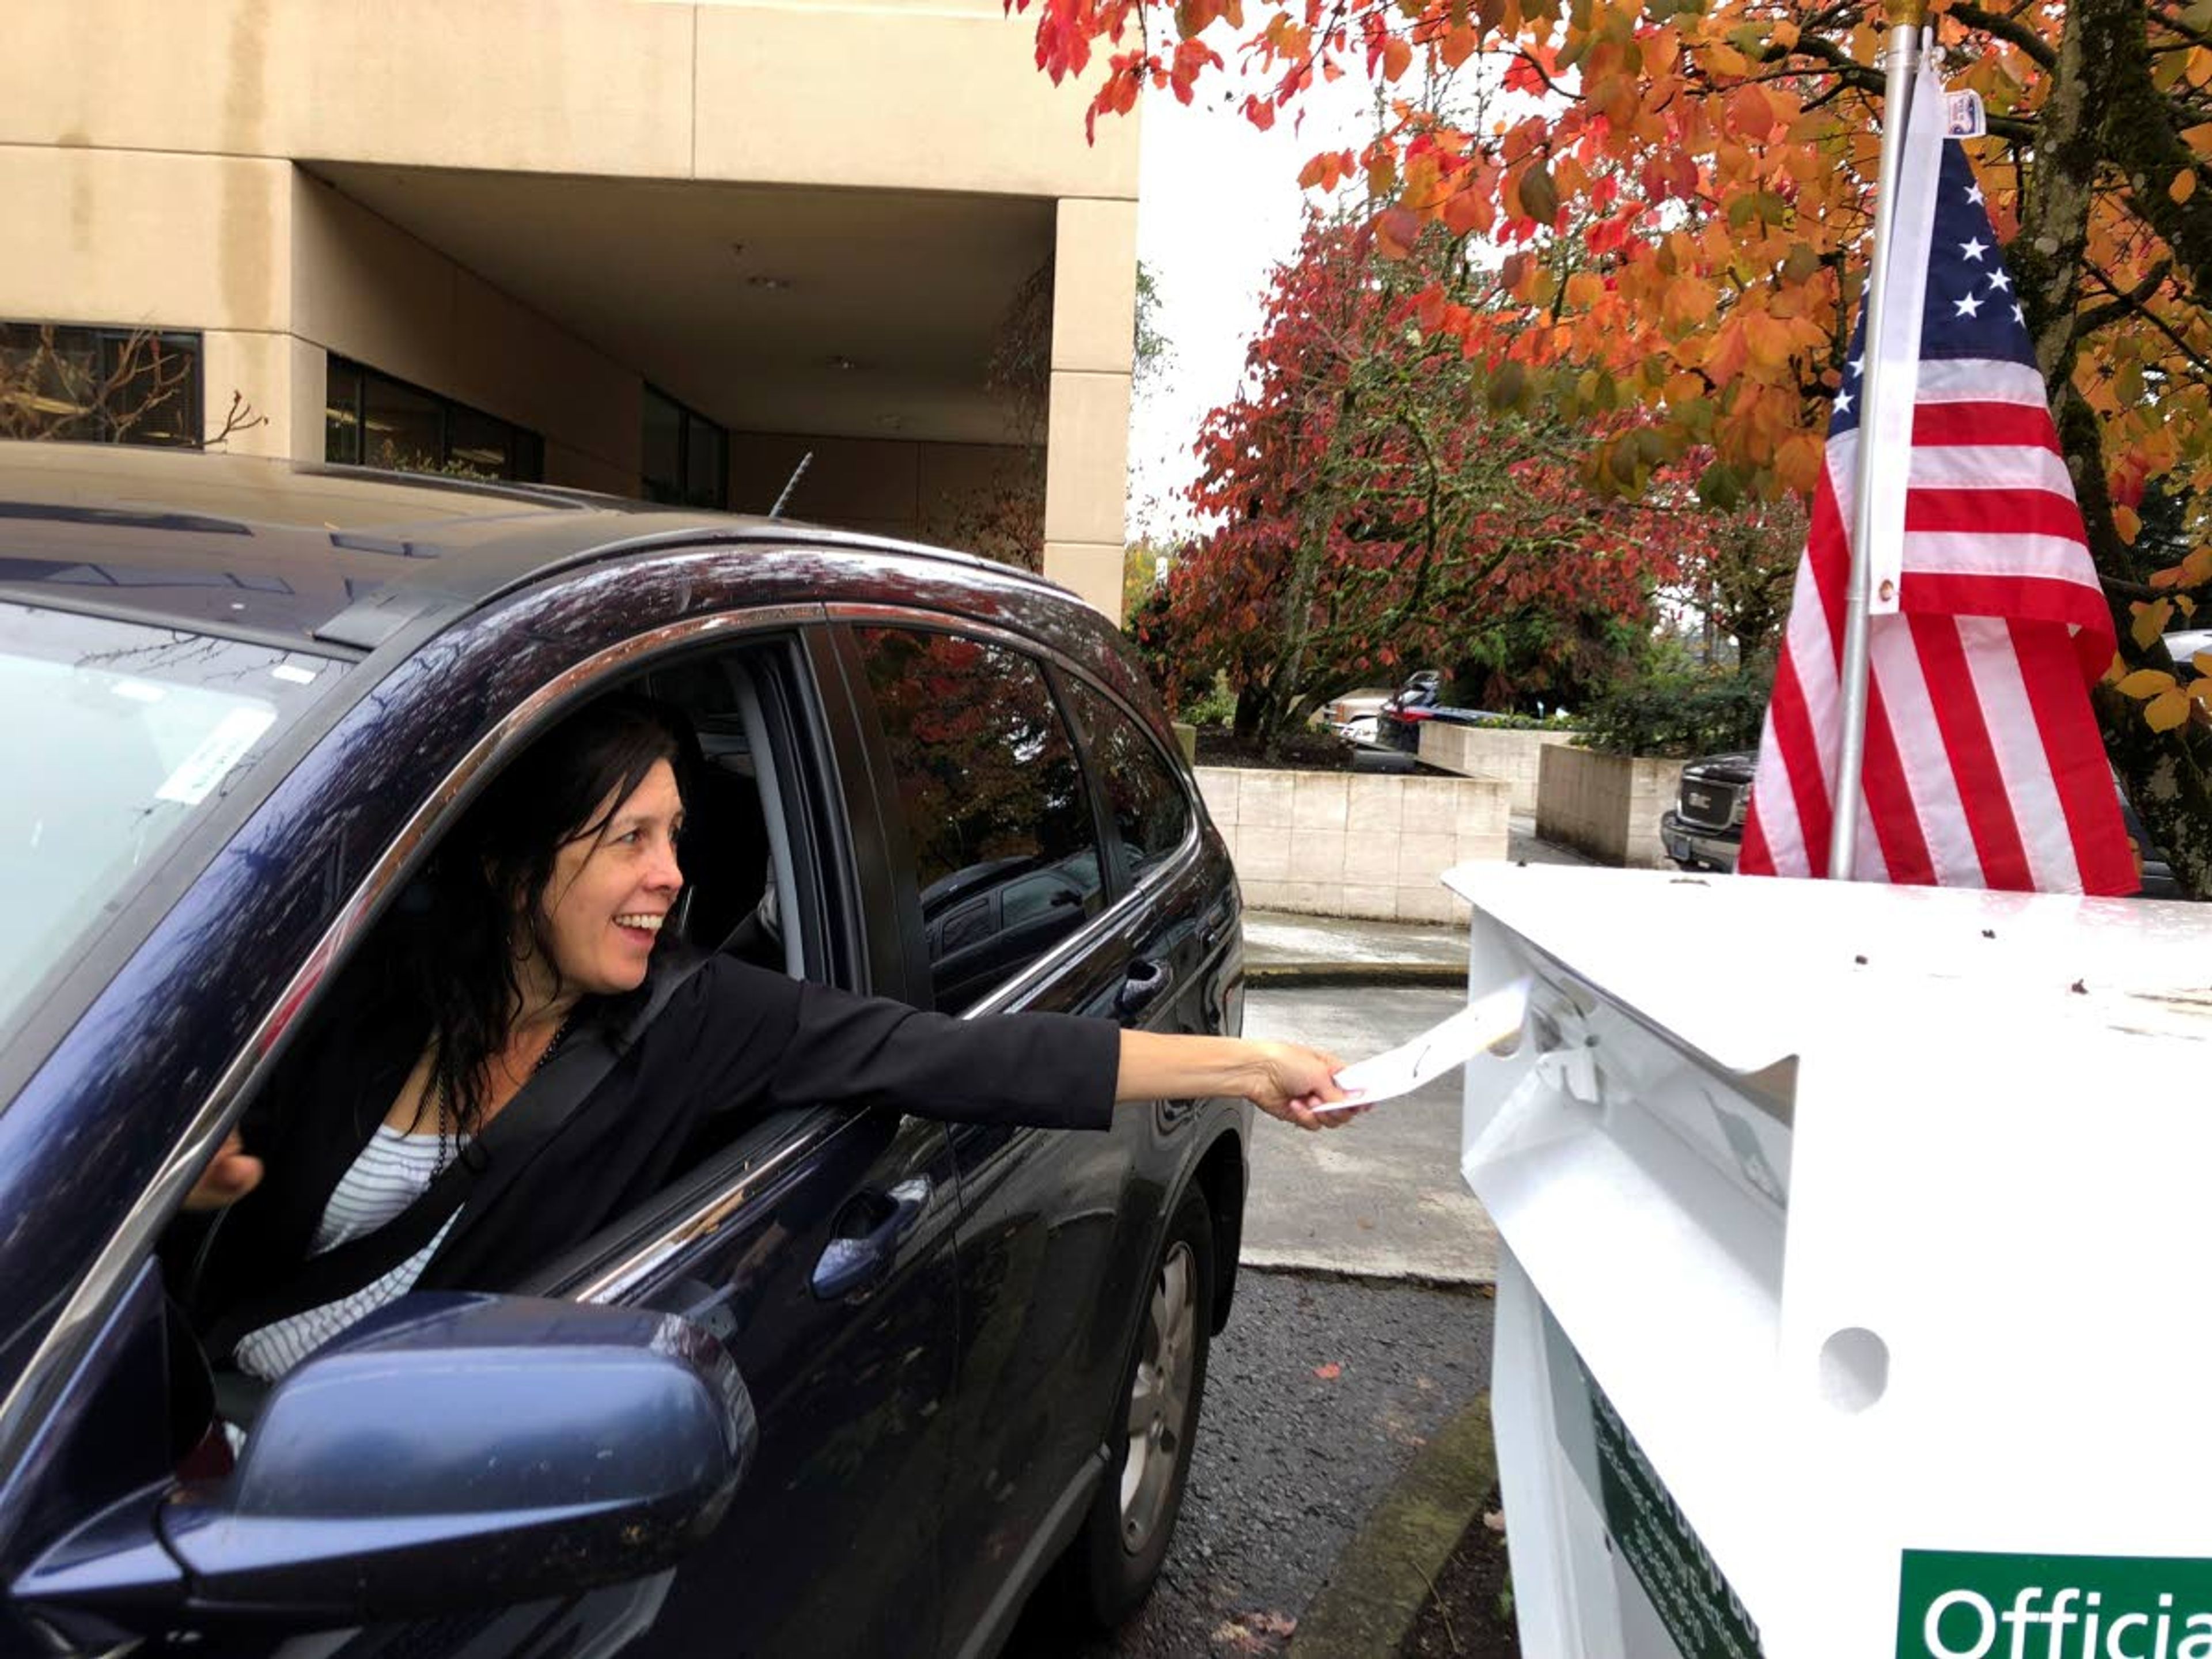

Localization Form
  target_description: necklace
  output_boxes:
[433,1009,577,1174]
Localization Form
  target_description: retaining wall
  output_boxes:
[1415,724,1580,815]
[1533,746,1684,869]
[1195,766,1510,922]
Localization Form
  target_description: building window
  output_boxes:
[0,323,203,447]
[641,385,727,509]
[324,355,544,482]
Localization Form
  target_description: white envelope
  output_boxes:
[1320,979,1531,1110]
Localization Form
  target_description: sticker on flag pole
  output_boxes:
[1943,90,1986,140]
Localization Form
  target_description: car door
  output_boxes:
[511,1104,964,1659]
[377,620,968,1659]
[1057,672,1236,1062]
[0,615,966,1659]
[832,619,1202,1650]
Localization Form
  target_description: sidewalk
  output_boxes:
[1243,815,1588,983]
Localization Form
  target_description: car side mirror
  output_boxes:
[15,1293,756,1638]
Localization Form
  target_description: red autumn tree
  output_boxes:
[1147,209,1711,748]
[1012,0,2212,889]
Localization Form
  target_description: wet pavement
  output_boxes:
[1240,984,1497,1285]
[1005,878,1527,1657]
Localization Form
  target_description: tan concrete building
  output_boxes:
[0,0,1138,616]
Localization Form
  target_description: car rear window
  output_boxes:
[1062,678,1191,887]
[854,627,1104,1012]
[0,601,344,1041]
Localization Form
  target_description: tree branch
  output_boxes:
[1952,2,2058,69]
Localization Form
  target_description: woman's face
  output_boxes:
[533,759,685,1001]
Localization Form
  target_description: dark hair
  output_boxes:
[396,693,684,1142]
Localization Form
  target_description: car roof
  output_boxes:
[0,442,1060,652]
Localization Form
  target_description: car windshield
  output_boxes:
[0,601,345,1040]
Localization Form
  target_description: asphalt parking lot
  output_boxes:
[1006,1271,1496,1659]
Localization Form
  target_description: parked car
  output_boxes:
[2163,626,2210,666]
[1374,672,1508,753]
[1660,750,2184,897]
[0,444,1252,1657]
[1658,749,1758,873]
[1319,685,1396,743]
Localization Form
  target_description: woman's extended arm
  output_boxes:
[1116,1029,1357,1131]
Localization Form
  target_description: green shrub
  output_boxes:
[1182,673,1238,729]
[1578,662,1771,757]
[1459,710,1582,733]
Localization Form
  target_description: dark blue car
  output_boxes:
[0,444,1250,1657]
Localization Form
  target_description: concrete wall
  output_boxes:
[727,431,1043,548]
[1535,746,1685,870]
[0,0,1139,616]
[1416,724,1582,817]
[291,173,644,489]
[0,1,1137,200]
[1196,767,1510,923]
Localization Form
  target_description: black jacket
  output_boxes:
[173,951,1121,1337]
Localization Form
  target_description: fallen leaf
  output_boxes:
[1483,1509,1508,1533]
[1357,1217,1376,1230]
[1213,1610,1298,1653]
[1313,1362,1343,1381]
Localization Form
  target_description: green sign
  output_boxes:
[1900,1552,2212,1659]
[1575,1354,1766,1659]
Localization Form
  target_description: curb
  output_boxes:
[1246,961,1467,988]
[1240,1256,1497,1295]
[1288,1393,1499,1659]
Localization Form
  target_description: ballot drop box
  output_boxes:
[1446,863,2212,1659]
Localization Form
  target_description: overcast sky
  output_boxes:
[1126,60,1382,546]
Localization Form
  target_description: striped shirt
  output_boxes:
[232,1125,463,1381]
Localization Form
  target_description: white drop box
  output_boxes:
[1448,863,2212,1659]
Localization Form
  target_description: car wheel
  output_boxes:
[1056,1183,1215,1630]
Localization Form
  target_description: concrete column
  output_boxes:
[1041,195,1138,623]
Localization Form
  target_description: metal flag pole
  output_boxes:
[1827,0,1929,880]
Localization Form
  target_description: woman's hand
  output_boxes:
[183,1129,263,1213]
[1115,1030,1369,1132]
[1238,1039,1364,1132]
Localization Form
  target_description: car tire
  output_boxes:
[1053,1183,1215,1631]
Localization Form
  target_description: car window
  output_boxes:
[853,627,1104,1012]
[0,601,344,1044]
[1062,677,1192,887]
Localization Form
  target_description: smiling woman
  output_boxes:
[172,692,1359,1400]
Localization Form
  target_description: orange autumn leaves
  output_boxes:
[1010,0,2212,745]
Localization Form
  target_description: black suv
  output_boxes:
[1660,749,2183,897]
[0,445,1248,1658]
[1660,751,1758,872]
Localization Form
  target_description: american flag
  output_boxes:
[1738,80,2137,895]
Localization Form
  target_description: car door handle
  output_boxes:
[1115,957,1174,1024]
[1199,897,1235,952]
[811,1176,933,1302]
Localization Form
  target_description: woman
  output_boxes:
[176,695,1355,1380]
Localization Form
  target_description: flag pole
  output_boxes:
[1827,0,1929,880]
